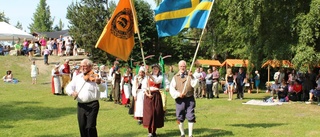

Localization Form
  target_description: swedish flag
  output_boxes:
[155,0,214,37]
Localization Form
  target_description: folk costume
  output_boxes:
[170,71,199,137]
[143,65,164,137]
[51,65,62,95]
[108,61,120,101]
[112,70,121,104]
[99,65,108,99]
[132,68,146,124]
[121,73,132,105]
[60,60,71,94]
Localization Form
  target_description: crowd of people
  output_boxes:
[1,35,79,65]
[48,59,202,137]
[4,53,320,137]
[269,68,320,104]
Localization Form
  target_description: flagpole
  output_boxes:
[129,0,151,97]
[182,0,215,95]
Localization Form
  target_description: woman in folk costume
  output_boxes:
[51,64,62,95]
[132,66,146,125]
[143,64,164,137]
[121,67,133,107]
[99,65,108,99]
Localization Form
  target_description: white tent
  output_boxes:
[0,22,34,41]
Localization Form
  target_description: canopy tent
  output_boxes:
[221,59,251,67]
[196,59,222,67]
[0,22,33,41]
[261,60,294,83]
[261,60,293,68]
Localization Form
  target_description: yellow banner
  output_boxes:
[95,0,138,61]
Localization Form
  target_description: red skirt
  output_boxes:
[121,89,130,105]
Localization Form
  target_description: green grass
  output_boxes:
[1,56,320,137]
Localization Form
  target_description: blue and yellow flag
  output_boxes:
[154,0,213,37]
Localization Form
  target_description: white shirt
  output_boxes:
[108,66,116,81]
[66,73,106,103]
[132,75,146,97]
[193,71,202,80]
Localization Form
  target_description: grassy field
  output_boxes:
[1,56,320,137]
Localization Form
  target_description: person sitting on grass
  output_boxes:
[307,77,320,104]
[278,80,288,102]
[2,70,13,82]
[270,79,280,99]
[288,79,302,101]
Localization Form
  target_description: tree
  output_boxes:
[292,0,320,71]
[0,11,9,23]
[130,0,158,63]
[15,21,23,30]
[67,0,110,63]
[29,0,54,32]
[205,0,312,72]
[53,19,64,31]
[153,0,162,6]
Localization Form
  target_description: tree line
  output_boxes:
[1,0,319,72]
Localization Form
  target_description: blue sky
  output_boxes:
[0,0,156,33]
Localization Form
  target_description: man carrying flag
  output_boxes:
[95,0,139,61]
[155,0,214,137]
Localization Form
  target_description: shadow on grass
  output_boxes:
[164,108,177,122]
[0,125,14,129]
[32,58,44,61]
[0,101,75,125]
[49,61,60,65]
[35,134,75,137]
[41,81,52,85]
[228,123,286,128]
[164,128,234,137]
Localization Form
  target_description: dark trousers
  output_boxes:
[206,84,213,98]
[44,54,48,64]
[237,84,244,99]
[175,96,196,123]
[77,100,99,137]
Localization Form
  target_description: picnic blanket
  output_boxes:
[242,100,283,106]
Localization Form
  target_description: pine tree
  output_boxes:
[29,0,54,32]
[0,11,10,23]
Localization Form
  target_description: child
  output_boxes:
[31,60,39,84]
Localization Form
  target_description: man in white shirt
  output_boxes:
[170,60,199,137]
[192,67,202,98]
[66,59,106,137]
[107,60,119,101]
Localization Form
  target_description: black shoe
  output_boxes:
[181,135,185,137]
[152,133,157,137]
[217,96,219,98]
